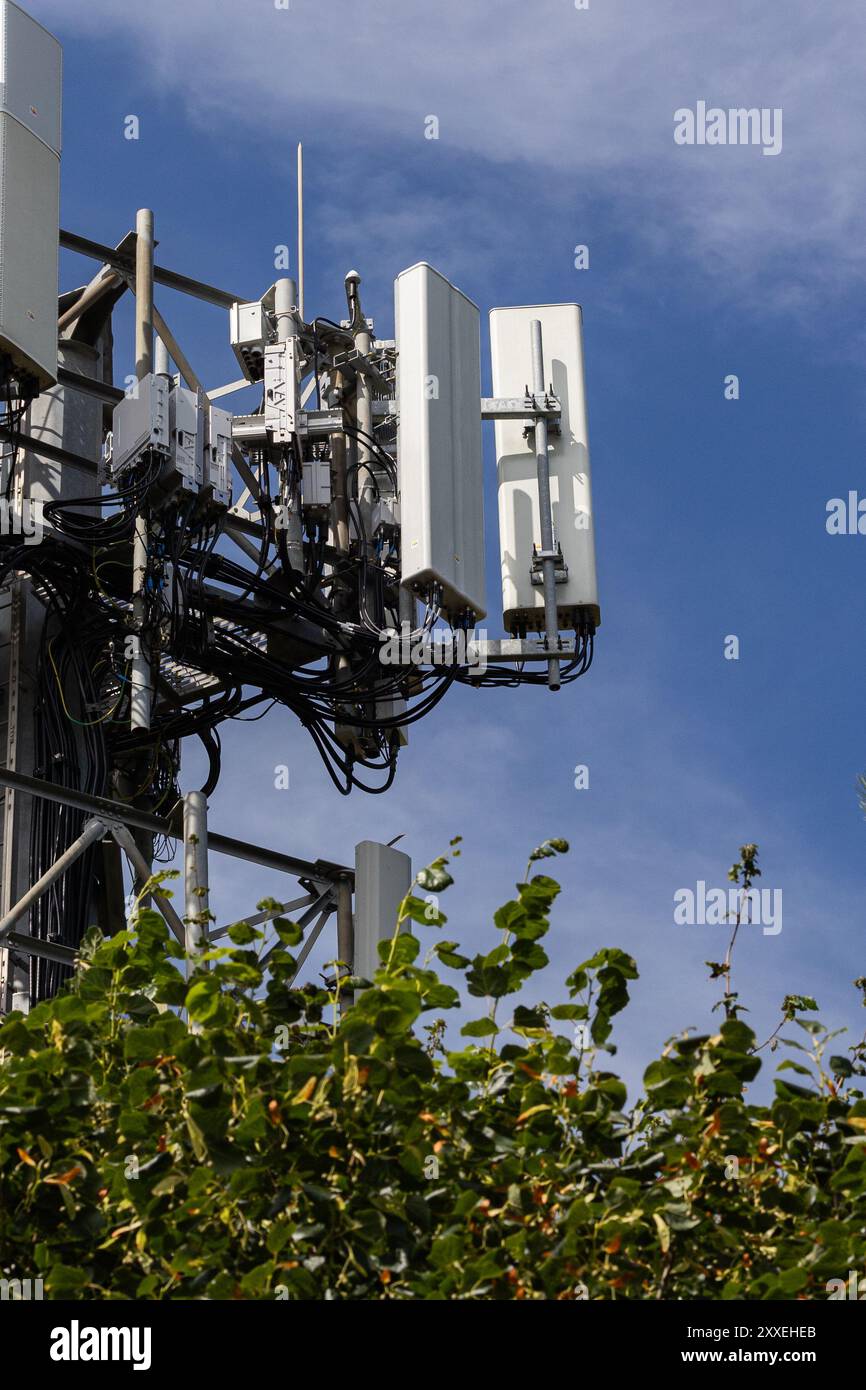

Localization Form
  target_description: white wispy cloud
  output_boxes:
[33,0,866,308]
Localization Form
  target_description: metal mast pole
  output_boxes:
[329,366,355,742]
[529,320,561,691]
[131,208,154,730]
[183,790,210,961]
[347,270,373,514]
[297,144,305,322]
[336,875,354,1007]
[130,209,155,893]
[275,276,304,571]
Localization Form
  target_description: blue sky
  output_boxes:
[29,0,866,1097]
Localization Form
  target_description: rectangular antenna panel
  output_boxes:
[395,262,486,620]
[490,303,600,634]
[0,1,62,390]
[354,840,412,983]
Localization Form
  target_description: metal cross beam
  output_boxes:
[59,228,248,311]
[0,768,354,885]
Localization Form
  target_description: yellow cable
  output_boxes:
[47,638,127,727]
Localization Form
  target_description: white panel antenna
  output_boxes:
[395,262,486,621]
[354,840,412,983]
[0,0,62,389]
[490,303,600,637]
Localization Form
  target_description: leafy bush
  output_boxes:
[0,840,864,1300]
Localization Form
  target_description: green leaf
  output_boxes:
[46,1264,89,1295]
[460,1017,499,1038]
[830,1055,854,1078]
[227,920,263,945]
[415,863,454,893]
[273,917,304,946]
[185,976,224,1023]
[186,1114,207,1161]
[433,941,470,969]
[378,933,420,968]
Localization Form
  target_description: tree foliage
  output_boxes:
[1,841,865,1300]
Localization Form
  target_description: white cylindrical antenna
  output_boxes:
[275,277,298,342]
[154,335,170,376]
[297,142,305,322]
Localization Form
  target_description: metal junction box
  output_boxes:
[302,456,330,515]
[0,1,62,390]
[230,300,269,383]
[490,303,600,634]
[169,385,202,493]
[110,374,170,476]
[395,262,486,621]
[204,404,232,507]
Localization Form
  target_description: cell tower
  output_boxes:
[0,2,600,1015]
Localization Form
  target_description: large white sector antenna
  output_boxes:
[395,262,486,622]
[0,0,62,390]
[490,303,600,638]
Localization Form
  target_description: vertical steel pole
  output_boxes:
[134,208,154,381]
[130,210,155,902]
[131,209,154,732]
[336,875,354,1007]
[329,373,350,558]
[529,320,561,691]
[275,276,304,571]
[130,522,151,727]
[349,272,374,515]
[296,143,305,322]
[329,370,355,743]
[183,790,210,962]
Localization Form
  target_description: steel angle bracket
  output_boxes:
[531,543,569,586]
[481,392,562,429]
[467,637,576,663]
